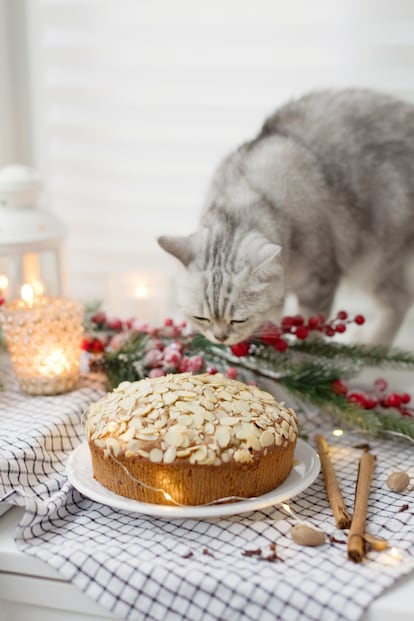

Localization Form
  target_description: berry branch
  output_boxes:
[82,309,414,443]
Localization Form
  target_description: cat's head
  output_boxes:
[158,228,284,344]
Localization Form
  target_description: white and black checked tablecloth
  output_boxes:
[1,356,414,621]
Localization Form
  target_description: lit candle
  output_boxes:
[0,293,84,395]
[107,270,175,325]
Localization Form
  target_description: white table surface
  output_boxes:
[0,505,413,621]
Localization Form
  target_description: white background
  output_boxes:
[2,0,414,337]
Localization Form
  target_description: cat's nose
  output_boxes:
[215,335,227,343]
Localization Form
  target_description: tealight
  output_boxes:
[0,294,83,395]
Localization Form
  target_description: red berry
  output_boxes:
[295,325,309,340]
[230,341,250,357]
[354,314,365,325]
[81,338,93,351]
[347,392,367,407]
[385,393,402,408]
[307,316,321,330]
[261,323,281,347]
[281,316,295,332]
[324,326,336,337]
[331,380,348,396]
[91,338,105,353]
[164,318,174,326]
[274,338,288,352]
[335,323,346,333]
[292,314,304,326]
[400,392,411,404]
[364,397,377,409]
[0,297,5,306]
[337,310,348,320]
[207,366,218,375]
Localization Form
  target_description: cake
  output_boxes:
[85,372,298,506]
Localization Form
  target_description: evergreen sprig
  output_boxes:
[90,323,414,443]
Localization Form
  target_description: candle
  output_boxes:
[0,292,84,395]
[107,270,177,324]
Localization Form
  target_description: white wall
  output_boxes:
[15,0,414,327]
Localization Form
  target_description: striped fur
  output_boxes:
[159,89,414,345]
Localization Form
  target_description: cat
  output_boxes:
[158,89,414,346]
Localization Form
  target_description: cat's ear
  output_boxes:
[252,243,282,280]
[157,235,194,267]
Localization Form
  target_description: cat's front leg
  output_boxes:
[294,273,339,321]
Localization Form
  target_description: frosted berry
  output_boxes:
[107,317,123,331]
[226,367,238,379]
[374,378,388,392]
[187,355,204,372]
[148,368,165,378]
[91,311,107,325]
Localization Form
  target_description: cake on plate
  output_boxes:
[85,372,298,506]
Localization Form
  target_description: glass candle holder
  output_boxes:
[0,296,84,395]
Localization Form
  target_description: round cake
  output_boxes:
[85,372,298,506]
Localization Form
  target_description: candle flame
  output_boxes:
[21,283,34,306]
[37,349,70,377]
[135,283,149,298]
[0,274,8,290]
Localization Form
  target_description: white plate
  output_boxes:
[67,439,320,519]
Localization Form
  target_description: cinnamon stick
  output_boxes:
[315,435,352,529]
[347,451,376,563]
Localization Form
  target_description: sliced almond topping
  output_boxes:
[163,446,177,463]
[149,448,163,463]
[216,426,231,448]
[260,430,274,448]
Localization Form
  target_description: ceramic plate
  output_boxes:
[66,439,320,519]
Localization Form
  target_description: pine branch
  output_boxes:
[190,335,359,381]
[290,340,414,369]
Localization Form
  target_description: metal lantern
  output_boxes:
[0,165,67,300]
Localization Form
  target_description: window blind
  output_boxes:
[25,0,414,315]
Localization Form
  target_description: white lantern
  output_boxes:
[0,165,67,300]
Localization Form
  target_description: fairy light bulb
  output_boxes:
[332,429,344,437]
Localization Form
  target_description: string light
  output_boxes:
[332,429,344,437]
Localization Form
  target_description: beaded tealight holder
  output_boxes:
[0,294,84,395]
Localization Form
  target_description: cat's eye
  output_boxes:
[230,319,248,325]
[192,316,210,323]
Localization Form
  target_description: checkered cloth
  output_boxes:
[1,356,414,621]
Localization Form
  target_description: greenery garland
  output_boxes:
[83,309,414,443]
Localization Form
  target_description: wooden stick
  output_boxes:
[347,451,376,563]
[315,434,352,529]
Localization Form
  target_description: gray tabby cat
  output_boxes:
[158,89,414,345]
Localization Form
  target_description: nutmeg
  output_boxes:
[386,471,410,493]
[291,524,325,547]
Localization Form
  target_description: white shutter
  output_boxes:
[25,0,414,316]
